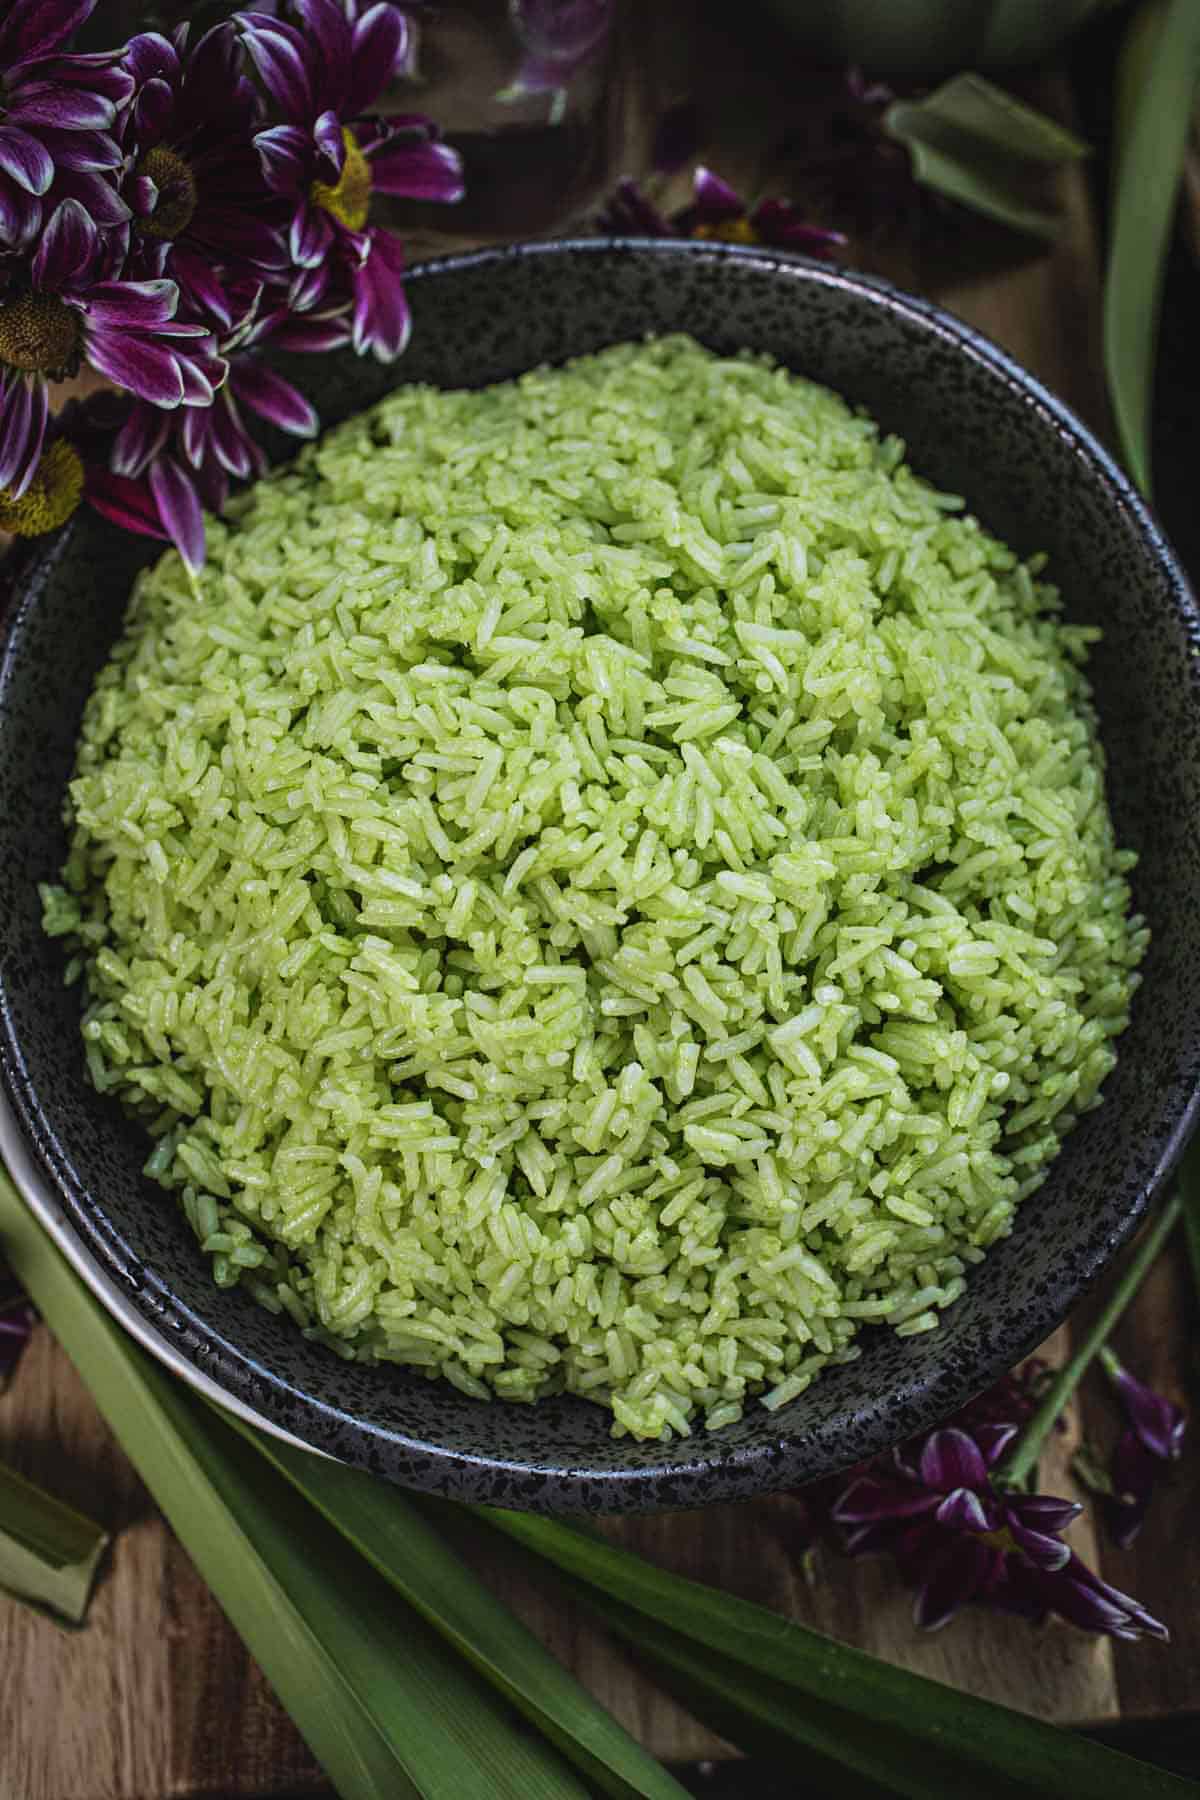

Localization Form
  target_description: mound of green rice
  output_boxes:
[43,335,1146,1440]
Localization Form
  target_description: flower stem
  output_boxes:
[992,1190,1182,1493]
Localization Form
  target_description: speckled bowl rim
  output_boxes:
[2,238,1199,1512]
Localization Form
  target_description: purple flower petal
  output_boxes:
[1003,1517,1072,1573]
[369,137,465,204]
[347,2,411,117]
[149,454,205,570]
[83,277,179,326]
[111,403,171,480]
[313,108,346,180]
[1103,1351,1187,1461]
[133,75,175,149]
[267,312,353,352]
[914,1534,993,1631]
[1045,1553,1169,1642]
[169,247,234,331]
[1106,1429,1160,1549]
[0,374,49,498]
[8,83,115,132]
[288,260,330,312]
[85,467,169,542]
[51,168,132,228]
[751,198,847,257]
[0,0,96,64]
[32,196,98,291]
[0,179,42,248]
[238,18,313,124]
[123,29,179,87]
[179,352,228,408]
[935,1488,993,1534]
[974,1422,1020,1466]
[85,330,186,409]
[691,166,746,225]
[596,176,672,237]
[200,393,254,479]
[918,1428,989,1494]
[293,0,353,109]
[36,125,121,171]
[290,202,333,268]
[831,1473,940,1525]
[231,360,318,437]
[0,125,53,197]
[253,123,312,193]
[1012,1494,1082,1533]
[350,226,410,360]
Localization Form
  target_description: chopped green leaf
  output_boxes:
[1104,0,1200,494]
[884,73,1089,239]
[0,1456,108,1625]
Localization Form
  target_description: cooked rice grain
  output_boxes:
[43,336,1146,1439]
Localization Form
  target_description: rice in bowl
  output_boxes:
[43,335,1146,1440]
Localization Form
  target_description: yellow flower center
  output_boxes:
[0,294,82,379]
[136,144,199,240]
[0,440,84,537]
[310,127,372,231]
[692,216,759,246]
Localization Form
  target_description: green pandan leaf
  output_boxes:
[234,1424,691,1800]
[0,1457,109,1625]
[1104,0,1200,495]
[475,1508,1197,1800]
[884,73,1089,239]
[0,1168,588,1800]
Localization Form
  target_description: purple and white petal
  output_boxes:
[132,76,175,149]
[85,467,169,542]
[0,374,49,498]
[111,403,171,479]
[123,30,179,87]
[1012,1495,1082,1534]
[368,137,464,204]
[346,2,411,117]
[7,83,115,132]
[208,393,255,479]
[32,197,98,291]
[84,329,186,409]
[0,180,42,248]
[253,123,312,194]
[268,312,353,352]
[290,202,333,269]
[292,0,353,109]
[83,277,178,326]
[0,0,96,64]
[231,359,318,436]
[350,227,410,360]
[313,109,346,181]
[35,126,121,171]
[918,1428,989,1495]
[1102,1350,1187,1461]
[0,126,53,197]
[149,455,205,570]
[51,169,132,228]
[238,18,313,123]
[691,166,746,225]
[934,1488,993,1534]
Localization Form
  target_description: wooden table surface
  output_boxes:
[2,6,1198,1795]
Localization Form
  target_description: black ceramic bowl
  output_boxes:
[3,241,1199,1513]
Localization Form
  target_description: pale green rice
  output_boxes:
[42,335,1146,1440]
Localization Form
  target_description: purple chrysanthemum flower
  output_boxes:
[500,0,614,118]
[0,0,133,248]
[597,165,845,258]
[1099,1346,1187,1462]
[0,197,223,500]
[833,1423,1167,1641]
[118,23,289,327]
[87,295,317,570]
[238,0,462,358]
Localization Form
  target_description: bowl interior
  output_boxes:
[2,241,1199,1512]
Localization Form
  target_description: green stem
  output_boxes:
[1179,1136,1200,1298]
[992,1191,1182,1493]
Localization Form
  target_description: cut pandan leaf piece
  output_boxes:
[884,72,1089,239]
[0,1456,109,1625]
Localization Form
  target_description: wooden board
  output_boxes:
[3,6,1198,1792]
